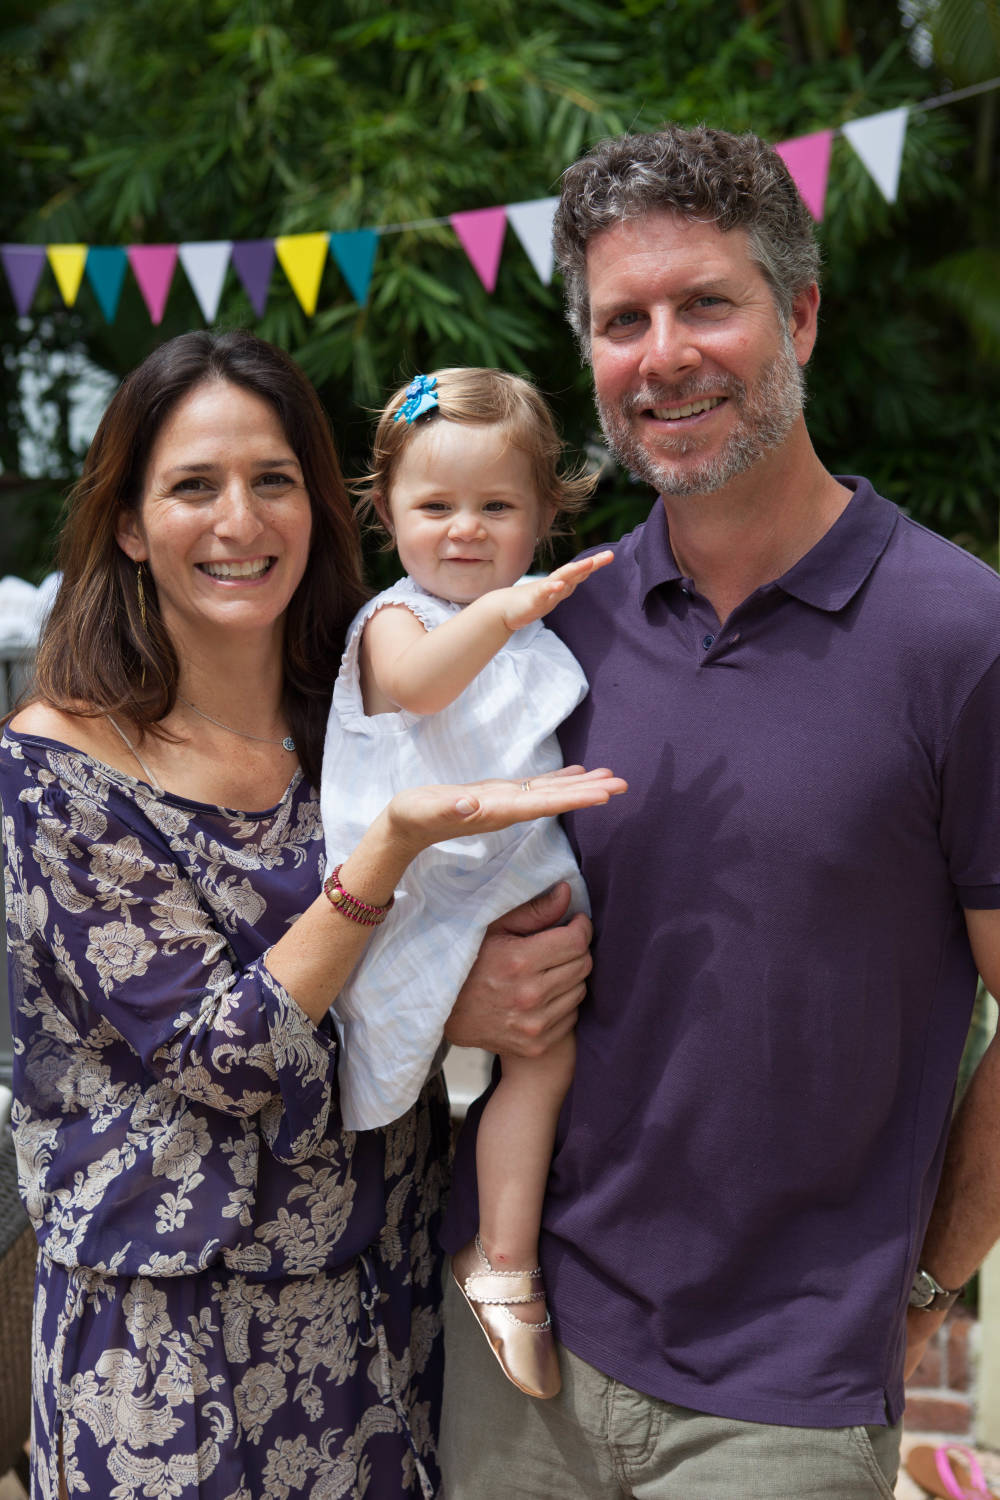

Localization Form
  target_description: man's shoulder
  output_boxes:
[550,522,647,645]
[887,508,1000,607]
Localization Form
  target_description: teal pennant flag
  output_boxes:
[86,247,129,323]
[329,230,378,307]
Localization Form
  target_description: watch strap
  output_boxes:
[909,1265,965,1312]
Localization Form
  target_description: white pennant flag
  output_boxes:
[179,241,234,322]
[842,107,908,204]
[507,197,560,284]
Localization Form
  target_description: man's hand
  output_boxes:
[445,882,592,1057]
[903,1304,948,1380]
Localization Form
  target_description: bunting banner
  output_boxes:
[2,246,46,318]
[330,229,379,307]
[450,207,507,293]
[842,107,909,204]
[775,129,834,221]
[128,244,178,325]
[86,246,128,322]
[0,78,991,325]
[47,245,88,307]
[507,197,560,285]
[231,239,276,317]
[275,232,329,316]
[178,241,233,323]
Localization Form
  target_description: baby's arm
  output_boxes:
[361,551,613,716]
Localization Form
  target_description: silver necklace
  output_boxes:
[178,696,296,753]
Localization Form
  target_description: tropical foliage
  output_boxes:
[2,0,999,580]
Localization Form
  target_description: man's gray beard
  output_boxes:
[595,336,807,498]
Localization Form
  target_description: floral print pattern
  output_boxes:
[1,731,450,1497]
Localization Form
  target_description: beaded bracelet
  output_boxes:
[323,865,395,927]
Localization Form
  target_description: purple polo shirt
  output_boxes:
[444,477,1000,1427]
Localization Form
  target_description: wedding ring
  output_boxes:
[519,780,531,792]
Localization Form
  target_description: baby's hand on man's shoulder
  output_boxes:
[496,551,614,632]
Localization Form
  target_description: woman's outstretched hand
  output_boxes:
[386,765,627,854]
[268,771,624,1025]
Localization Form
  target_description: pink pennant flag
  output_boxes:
[775,130,834,221]
[127,244,178,324]
[450,207,508,293]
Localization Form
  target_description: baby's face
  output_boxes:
[385,420,546,605]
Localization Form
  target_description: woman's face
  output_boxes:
[116,380,313,654]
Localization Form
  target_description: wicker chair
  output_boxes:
[0,1125,34,1488]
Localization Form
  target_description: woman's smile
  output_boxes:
[116,380,313,649]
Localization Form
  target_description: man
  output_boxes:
[442,124,1000,1497]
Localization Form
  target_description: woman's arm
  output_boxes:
[361,552,613,716]
[4,728,622,1075]
[264,766,623,1021]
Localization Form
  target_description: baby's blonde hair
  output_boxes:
[353,367,596,552]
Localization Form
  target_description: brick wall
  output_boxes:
[904,1307,975,1434]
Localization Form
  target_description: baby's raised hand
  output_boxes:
[498,551,614,632]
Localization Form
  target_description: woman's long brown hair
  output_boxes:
[30,330,367,789]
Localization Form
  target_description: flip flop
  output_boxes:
[905,1444,995,1499]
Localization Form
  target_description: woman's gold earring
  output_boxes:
[136,562,147,686]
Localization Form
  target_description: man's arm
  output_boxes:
[445,882,592,1057]
[905,906,1000,1375]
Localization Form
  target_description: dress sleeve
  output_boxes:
[3,745,338,1163]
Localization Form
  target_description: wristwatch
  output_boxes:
[909,1266,965,1312]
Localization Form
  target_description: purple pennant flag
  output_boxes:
[2,245,47,316]
[231,240,276,317]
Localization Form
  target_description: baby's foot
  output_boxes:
[451,1234,561,1398]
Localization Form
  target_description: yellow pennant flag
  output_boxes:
[47,244,88,306]
[275,233,329,316]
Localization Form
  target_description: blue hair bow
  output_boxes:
[394,374,439,424]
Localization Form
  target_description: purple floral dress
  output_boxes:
[0,730,449,1499]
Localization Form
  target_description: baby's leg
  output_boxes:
[476,1032,575,1321]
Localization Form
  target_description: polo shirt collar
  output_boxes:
[636,475,898,615]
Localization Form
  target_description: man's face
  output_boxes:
[586,211,816,497]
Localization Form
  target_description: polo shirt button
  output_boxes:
[702,634,715,649]
[680,587,691,597]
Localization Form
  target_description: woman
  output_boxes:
[0,331,624,1499]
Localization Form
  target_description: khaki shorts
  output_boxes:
[440,1271,900,1499]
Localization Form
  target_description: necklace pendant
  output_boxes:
[282,736,296,753]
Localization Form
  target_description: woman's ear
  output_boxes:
[115,509,147,563]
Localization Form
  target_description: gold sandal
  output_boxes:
[451,1234,562,1399]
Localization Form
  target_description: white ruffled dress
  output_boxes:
[320,575,590,1130]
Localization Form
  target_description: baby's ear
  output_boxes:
[537,502,559,543]
[372,491,394,538]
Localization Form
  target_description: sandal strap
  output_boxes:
[463,1268,545,1305]
[935,1445,990,1500]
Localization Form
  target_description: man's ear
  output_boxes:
[115,509,147,563]
[789,282,820,367]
